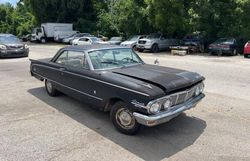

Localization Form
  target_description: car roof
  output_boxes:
[62,45,130,52]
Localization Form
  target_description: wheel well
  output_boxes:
[104,98,123,112]
[152,43,158,47]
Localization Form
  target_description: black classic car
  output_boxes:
[30,45,205,134]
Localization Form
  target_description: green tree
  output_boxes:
[97,0,153,38]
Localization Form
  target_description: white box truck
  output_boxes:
[30,23,78,43]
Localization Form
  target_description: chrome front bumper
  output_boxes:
[133,93,205,126]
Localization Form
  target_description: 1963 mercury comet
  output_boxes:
[30,45,205,135]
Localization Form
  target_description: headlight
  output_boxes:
[24,44,29,49]
[0,45,7,50]
[199,82,204,93]
[149,102,161,114]
[195,86,200,96]
[163,99,172,110]
[194,82,204,96]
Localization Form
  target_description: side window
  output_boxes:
[67,51,89,69]
[79,38,86,41]
[55,51,68,65]
[55,50,89,69]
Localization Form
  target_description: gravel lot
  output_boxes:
[0,44,250,161]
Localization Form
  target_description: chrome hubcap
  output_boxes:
[116,108,135,129]
[46,80,53,93]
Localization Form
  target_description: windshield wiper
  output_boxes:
[101,61,125,67]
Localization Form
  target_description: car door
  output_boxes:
[159,34,168,49]
[55,50,103,105]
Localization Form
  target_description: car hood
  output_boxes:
[111,64,204,93]
[4,43,24,47]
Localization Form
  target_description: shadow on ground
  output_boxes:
[28,87,206,161]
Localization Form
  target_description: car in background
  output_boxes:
[120,35,146,50]
[62,33,91,44]
[183,33,205,53]
[108,37,123,45]
[97,34,108,41]
[136,33,179,53]
[21,34,31,42]
[0,34,29,58]
[72,36,108,45]
[208,38,240,56]
[244,41,250,58]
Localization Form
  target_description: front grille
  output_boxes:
[170,85,196,106]
[8,45,23,50]
[138,40,146,44]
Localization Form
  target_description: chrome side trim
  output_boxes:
[32,64,150,97]
[32,71,103,101]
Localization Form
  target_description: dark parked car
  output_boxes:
[244,41,250,58]
[182,33,206,53]
[30,45,205,134]
[0,34,29,58]
[208,38,240,56]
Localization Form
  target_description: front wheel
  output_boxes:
[45,79,59,97]
[40,38,46,43]
[244,54,249,58]
[151,44,159,53]
[110,101,141,135]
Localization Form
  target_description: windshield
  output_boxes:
[128,35,139,41]
[0,35,21,44]
[147,33,161,39]
[215,38,234,44]
[110,37,122,41]
[88,48,143,70]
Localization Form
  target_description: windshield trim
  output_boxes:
[87,48,144,71]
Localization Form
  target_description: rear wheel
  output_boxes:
[110,101,140,135]
[45,79,59,97]
[40,38,46,43]
[244,54,249,58]
[232,49,237,56]
[151,44,159,53]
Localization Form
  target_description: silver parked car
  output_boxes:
[62,33,91,44]
[136,33,179,53]
[108,37,123,45]
[72,36,109,45]
[120,35,146,50]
